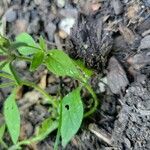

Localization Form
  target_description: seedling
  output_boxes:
[0,33,98,149]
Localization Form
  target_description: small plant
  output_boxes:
[0,33,98,149]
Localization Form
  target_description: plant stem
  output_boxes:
[8,121,58,150]
[79,75,99,117]
[84,83,99,117]
[0,82,16,88]
[9,62,21,85]
[21,80,57,108]
[54,100,62,150]
[0,73,14,80]
[0,61,8,70]
[15,55,32,62]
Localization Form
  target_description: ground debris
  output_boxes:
[111,0,123,15]
[127,50,150,70]
[112,80,150,150]
[107,57,129,94]
[139,35,150,49]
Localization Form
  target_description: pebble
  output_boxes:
[45,22,56,41]
[112,0,123,15]
[27,18,40,34]
[5,8,17,22]
[98,77,108,93]
[59,8,78,18]
[34,0,43,5]
[91,3,101,12]
[59,17,75,35]
[20,120,33,139]
[127,51,150,70]
[15,60,27,70]
[127,4,139,19]
[15,19,28,34]
[56,0,65,8]
[107,57,129,94]
[140,35,150,49]
[143,0,150,7]
[58,30,68,39]
[0,6,4,17]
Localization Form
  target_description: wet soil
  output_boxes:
[0,0,150,149]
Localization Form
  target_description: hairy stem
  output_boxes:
[84,83,99,117]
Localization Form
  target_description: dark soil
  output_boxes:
[0,0,150,149]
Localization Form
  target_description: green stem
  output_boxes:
[21,80,57,108]
[54,100,62,150]
[0,46,7,54]
[0,61,8,70]
[0,73,14,80]
[0,82,16,88]
[8,121,58,150]
[84,83,99,117]
[9,62,21,85]
[15,55,32,62]
[79,75,99,117]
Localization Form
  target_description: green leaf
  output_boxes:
[1,62,12,75]
[38,118,57,136]
[39,36,47,51]
[74,59,93,78]
[35,117,58,141]
[61,88,83,147]
[0,61,8,71]
[4,89,20,144]
[15,32,38,55]
[30,51,44,71]
[0,35,10,48]
[0,124,5,140]
[45,50,80,78]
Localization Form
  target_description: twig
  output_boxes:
[89,124,112,146]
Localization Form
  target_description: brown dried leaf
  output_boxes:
[119,24,135,44]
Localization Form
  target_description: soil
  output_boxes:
[0,0,150,150]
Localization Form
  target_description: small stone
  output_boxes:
[127,4,139,19]
[119,24,135,44]
[15,61,27,70]
[0,6,4,17]
[34,0,42,5]
[139,35,150,49]
[59,17,75,35]
[127,51,150,70]
[56,0,65,8]
[5,8,17,22]
[112,0,123,15]
[91,2,101,11]
[107,57,129,94]
[124,137,131,148]
[20,120,33,139]
[48,76,57,84]
[15,19,28,34]
[59,8,78,18]
[45,22,56,41]
[27,18,40,34]
[58,30,68,39]
[98,77,107,93]
[143,0,150,7]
